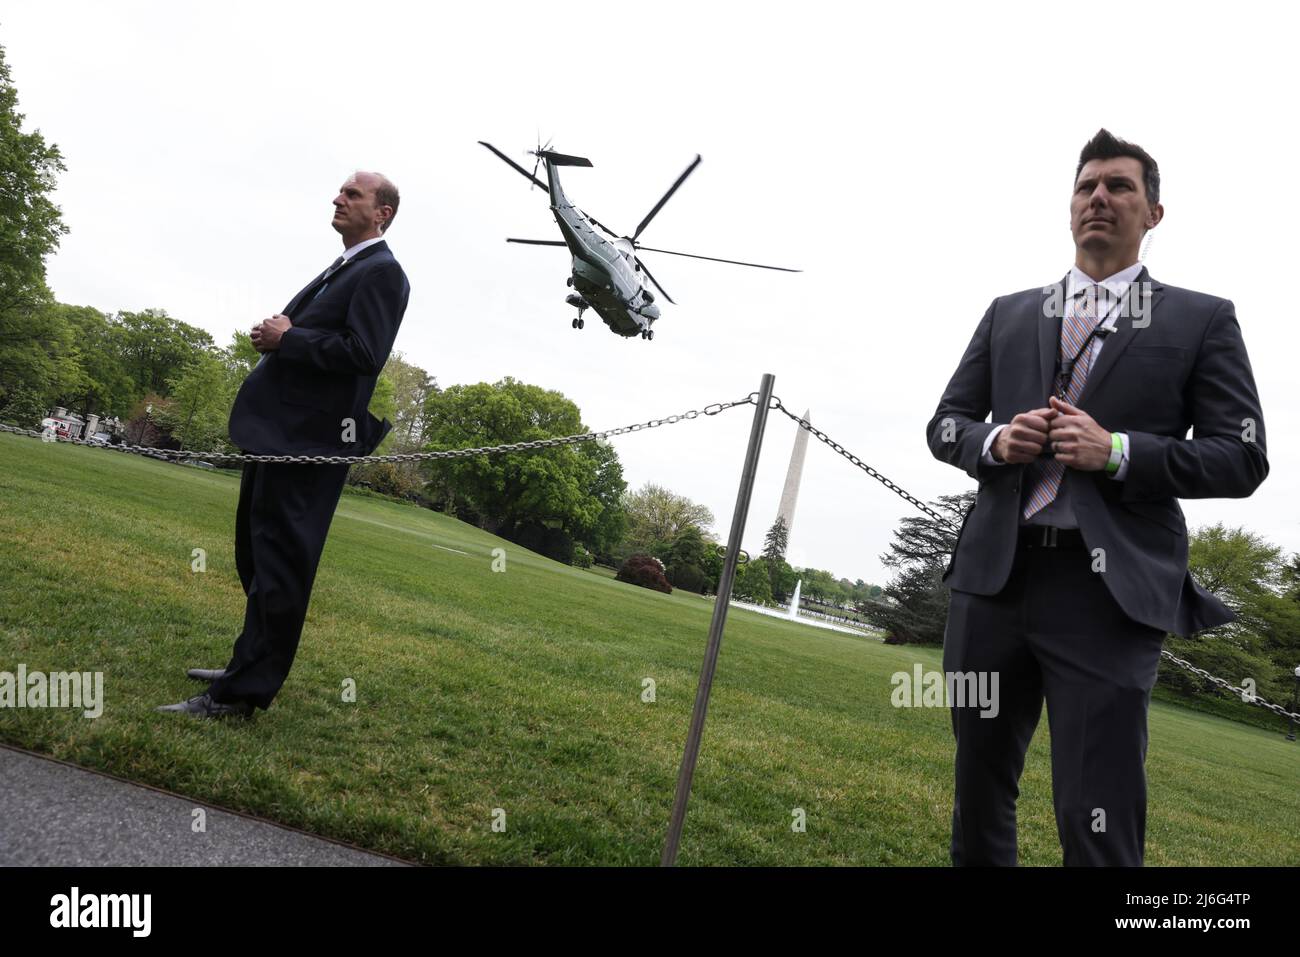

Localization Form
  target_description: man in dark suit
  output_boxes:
[158,170,411,719]
[927,130,1267,865]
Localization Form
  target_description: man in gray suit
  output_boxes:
[927,129,1268,865]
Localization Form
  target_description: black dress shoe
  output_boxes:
[156,693,253,719]
[187,667,228,681]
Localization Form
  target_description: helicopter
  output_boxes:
[479,141,800,340]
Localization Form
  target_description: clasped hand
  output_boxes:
[991,396,1112,470]
[250,314,292,352]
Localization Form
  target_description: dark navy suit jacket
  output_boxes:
[229,240,410,457]
[927,267,1268,637]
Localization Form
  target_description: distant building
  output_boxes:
[42,408,123,442]
[44,407,86,440]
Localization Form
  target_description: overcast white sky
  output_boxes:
[4,1,1297,587]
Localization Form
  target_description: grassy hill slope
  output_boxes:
[1,433,1296,865]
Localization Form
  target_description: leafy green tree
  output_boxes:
[768,557,798,604]
[58,304,136,417]
[0,300,81,415]
[421,378,626,558]
[667,524,707,568]
[159,351,234,451]
[1282,553,1300,603]
[621,483,714,554]
[665,524,709,593]
[1162,524,1300,712]
[699,540,723,593]
[222,329,260,378]
[0,384,46,427]
[734,557,773,604]
[0,41,67,320]
[113,309,214,399]
[382,351,437,449]
[570,439,628,559]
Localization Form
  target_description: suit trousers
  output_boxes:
[941,537,1167,866]
[206,458,351,710]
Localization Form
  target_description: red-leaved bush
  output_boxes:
[616,553,672,594]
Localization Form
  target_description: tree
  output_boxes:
[59,305,135,418]
[734,557,773,604]
[1162,524,1300,711]
[667,524,708,568]
[0,42,67,321]
[761,515,792,599]
[768,558,798,605]
[159,351,235,451]
[421,378,627,560]
[665,524,709,593]
[0,384,46,428]
[621,483,715,554]
[862,492,974,644]
[569,439,628,560]
[222,329,260,378]
[382,351,437,449]
[113,309,214,399]
[762,515,789,563]
[0,300,81,416]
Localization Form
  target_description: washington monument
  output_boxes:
[776,410,811,542]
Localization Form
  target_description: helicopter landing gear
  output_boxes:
[640,328,654,340]
[564,292,587,329]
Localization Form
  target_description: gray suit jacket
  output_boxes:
[927,267,1268,637]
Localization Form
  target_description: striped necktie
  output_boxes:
[1022,283,1100,520]
[322,255,347,280]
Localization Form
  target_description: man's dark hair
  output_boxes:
[373,173,400,233]
[1076,129,1160,207]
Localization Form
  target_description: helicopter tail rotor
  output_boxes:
[528,134,553,189]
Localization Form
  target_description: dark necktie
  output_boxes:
[322,255,347,281]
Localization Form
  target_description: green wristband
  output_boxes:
[1105,432,1123,474]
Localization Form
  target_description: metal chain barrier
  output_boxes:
[0,394,754,465]
[767,397,1300,724]
[6,391,1296,722]
[768,397,961,531]
[1160,651,1300,722]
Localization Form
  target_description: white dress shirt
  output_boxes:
[980,262,1143,527]
[339,235,387,260]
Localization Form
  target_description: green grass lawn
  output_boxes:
[1,432,1296,865]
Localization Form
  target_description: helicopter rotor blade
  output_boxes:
[478,141,548,191]
[505,238,568,246]
[632,154,702,241]
[635,256,676,305]
[634,245,802,273]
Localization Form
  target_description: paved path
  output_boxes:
[0,745,406,866]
